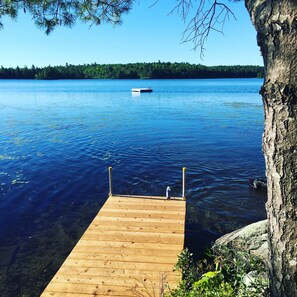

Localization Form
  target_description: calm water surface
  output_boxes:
[0,79,266,296]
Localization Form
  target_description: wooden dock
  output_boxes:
[41,194,186,297]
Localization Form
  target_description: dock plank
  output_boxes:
[68,252,180,264]
[41,195,186,296]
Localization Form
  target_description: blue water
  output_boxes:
[0,78,266,296]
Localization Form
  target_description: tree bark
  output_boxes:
[245,1,297,296]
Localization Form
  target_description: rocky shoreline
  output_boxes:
[212,219,269,296]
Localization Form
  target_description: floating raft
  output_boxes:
[131,88,153,93]
[41,194,186,297]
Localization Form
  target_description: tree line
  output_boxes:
[0,62,263,80]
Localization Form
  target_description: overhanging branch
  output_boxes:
[169,0,236,57]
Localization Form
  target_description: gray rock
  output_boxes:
[241,270,269,297]
[213,219,268,264]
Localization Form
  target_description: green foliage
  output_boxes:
[0,0,133,34]
[174,249,200,289]
[0,62,264,80]
[191,270,234,297]
[239,273,269,297]
[214,245,266,289]
[166,247,269,297]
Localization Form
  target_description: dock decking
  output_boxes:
[41,194,186,297]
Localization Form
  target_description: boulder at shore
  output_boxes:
[212,219,268,264]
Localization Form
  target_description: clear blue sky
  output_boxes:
[0,1,263,68]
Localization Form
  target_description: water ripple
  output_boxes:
[0,78,266,297]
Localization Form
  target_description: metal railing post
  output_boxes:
[108,166,113,196]
[182,167,186,200]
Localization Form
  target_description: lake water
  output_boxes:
[0,78,266,296]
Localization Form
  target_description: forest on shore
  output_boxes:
[0,62,263,80]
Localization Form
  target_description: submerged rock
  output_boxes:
[249,178,267,191]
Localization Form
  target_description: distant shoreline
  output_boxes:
[0,62,264,80]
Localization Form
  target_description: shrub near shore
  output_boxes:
[167,247,269,297]
[167,220,269,297]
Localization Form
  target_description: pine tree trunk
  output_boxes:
[245,0,297,296]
